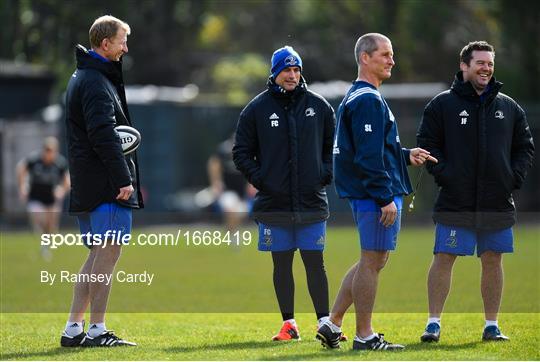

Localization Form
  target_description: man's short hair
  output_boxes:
[354,33,391,65]
[89,15,130,49]
[43,137,59,151]
[460,41,495,65]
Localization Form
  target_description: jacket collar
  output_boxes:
[267,75,307,100]
[451,71,502,103]
[75,45,124,85]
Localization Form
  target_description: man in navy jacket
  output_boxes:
[234,46,336,342]
[417,41,534,343]
[316,33,435,351]
[61,15,142,348]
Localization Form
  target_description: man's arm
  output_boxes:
[54,170,71,202]
[321,103,335,186]
[232,106,263,190]
[80,79,132,199]
[417,99,448,185]
[511,105,535,189]
[16,159,29,202]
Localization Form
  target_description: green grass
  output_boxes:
[1,225,539,360]
[1,313,539,360]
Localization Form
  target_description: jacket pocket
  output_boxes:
[433,164,451,188]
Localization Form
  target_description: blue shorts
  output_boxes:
[258,221,326,252]
[434,223,513,257]
[78,202,132,249]
[349,196,403,251]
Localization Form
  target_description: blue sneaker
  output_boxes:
[482,326,509,341]
[420,322,440,342]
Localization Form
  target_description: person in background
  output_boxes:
[17,136,70,260]
[206,134,255,232]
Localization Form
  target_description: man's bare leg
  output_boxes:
[352,250,389,338]
[89,243,122,324]
[427,253,458,318]
[68,248,97,322]
[480,251,503,321]
[329,262,358,327]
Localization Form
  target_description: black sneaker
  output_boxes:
[482,326,509,341]
[352,333,405,351]
[60,321,86,347]
[420,322,441,342]
[82,330,136,347]
[316,322,343,349]
[60,331,86,347]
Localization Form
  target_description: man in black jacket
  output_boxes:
[60,15,143,348]
[233,46,337,341]
[417,41,534,343]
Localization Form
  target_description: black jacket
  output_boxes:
[64,45,144,213]
[233,79,335,225]
[417,72,534,229]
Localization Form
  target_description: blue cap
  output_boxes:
[271,46,302,79]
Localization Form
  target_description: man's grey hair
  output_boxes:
[354,33,391,65]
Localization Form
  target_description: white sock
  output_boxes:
[485,320,498,328]
[64,321,83,337]
[319,317,342,333]
[87,322,106,337]
[284,319,296,326]
[355,333,377,341]
[318,316,329,328]
[428,317,441,326]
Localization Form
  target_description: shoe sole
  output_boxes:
[60,342,83,347]
[82,342,137,347]
[352,346,406,351]
[60,336,85,347]
[316,333,340,349]
[420,334,439,343]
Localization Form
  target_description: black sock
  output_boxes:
[272,249,295,321]
[300,250,329,320]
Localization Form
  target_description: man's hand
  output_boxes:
[380,201,397,227]
[409,147,438,166]
[116,185,134,200]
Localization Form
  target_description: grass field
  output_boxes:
[1,224,539,360]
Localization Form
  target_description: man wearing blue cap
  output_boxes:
[234,46,339,341]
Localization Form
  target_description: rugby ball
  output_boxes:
[114,125,141,155]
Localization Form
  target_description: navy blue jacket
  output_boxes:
[65,45,144,213]
[233,79,335,225]
[417,72,534,229]
[334,81,412,206]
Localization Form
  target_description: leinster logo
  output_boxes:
[445,230,458,248]
[305,107,316,117]
[284,55,298,66]
[495,110,504,119]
